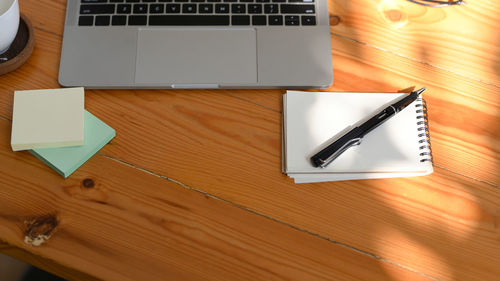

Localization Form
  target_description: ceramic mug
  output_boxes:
[0,0,19,54]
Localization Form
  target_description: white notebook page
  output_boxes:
[284,91,432,174]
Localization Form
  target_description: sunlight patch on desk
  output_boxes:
[375,177,483,241]
[375,226,453,281]
[431,125,499,185]
[377,0,409,29]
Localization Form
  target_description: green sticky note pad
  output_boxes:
[30,111,116,178]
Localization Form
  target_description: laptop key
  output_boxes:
[182,4,197,13]
[166,4,181,12]
[232,15,250,25]
[150,4,164,13]
[263,4,277,13]
[129,15,148,25]
[78,16,94,26]
[252,15,266,25]
[112,15,127,25]
[268,15,282,25]
[284,15,299,25]
[81,0,107,3]
[199,4,213,13]
[215,4,229,13]
[289,0,314,2]
[95,15,111,25]
[117,4,132,13]
[301,15,315,25]
[248,4,262,13]
[133,4,148,13]
[280,4,315,14]
[149,15,230,25]
[80,4,116,14]
[231,4,245,13]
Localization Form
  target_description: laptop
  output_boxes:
[59,0,333,89]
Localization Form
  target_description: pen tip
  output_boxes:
[414,87,426,96]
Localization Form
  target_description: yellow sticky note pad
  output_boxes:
[11,88,85,151]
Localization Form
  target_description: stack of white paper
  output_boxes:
[282,91,433,183]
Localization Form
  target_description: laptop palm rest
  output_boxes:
[135,28,258,86]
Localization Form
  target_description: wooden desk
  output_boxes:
[0,1,498,280]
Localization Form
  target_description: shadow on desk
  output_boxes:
[0,253,66,281]
[329,1,500,281]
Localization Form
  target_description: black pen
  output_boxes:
[310,88,426,168]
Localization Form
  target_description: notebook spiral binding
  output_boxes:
[415,98,433,163]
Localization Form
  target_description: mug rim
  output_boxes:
[0,0,18,17]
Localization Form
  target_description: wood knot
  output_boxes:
[24,214,59,246]
[384,9,404,22]
[378,2,408,28]
[329,15,341,26]
[82,178,95,189]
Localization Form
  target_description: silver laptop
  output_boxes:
[59,0,333,89]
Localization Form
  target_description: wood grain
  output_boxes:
[0,1,498,281]
[2,2,498,185]
[0,241,100,281]
[0,120,433,281]
[329,0,500,86]
[81,90,500,281]
[330,35,500,186]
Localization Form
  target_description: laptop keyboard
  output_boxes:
[78,0,317,27]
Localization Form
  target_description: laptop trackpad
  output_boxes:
[135,28,257,85]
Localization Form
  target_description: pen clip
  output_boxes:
[318,137,362,168]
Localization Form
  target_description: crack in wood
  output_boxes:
[99,153,443,281]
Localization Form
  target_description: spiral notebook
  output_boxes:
[282,91,433,183]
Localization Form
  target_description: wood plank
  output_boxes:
[328,0,500,86]
[6,64,494,280]
[0,119,432,281]
[223,35,500,185]
[3,28,496,185]
[2,1,498,184]
[0,2,497,281]
[329,35,500,186]
[76,54,499,280]
[0,241,100,281]
[84,89,500,281]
